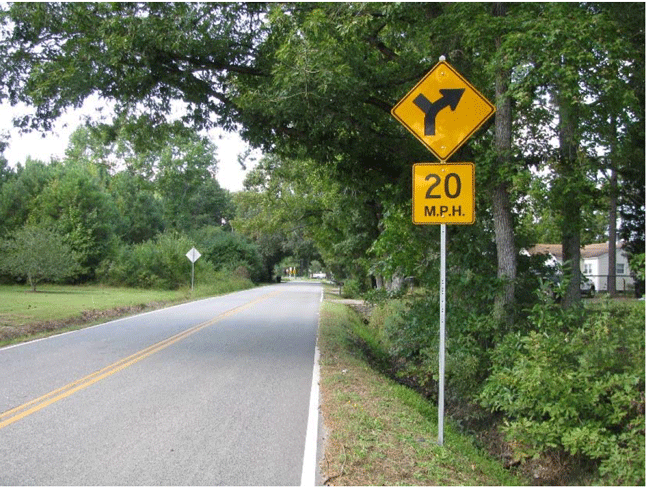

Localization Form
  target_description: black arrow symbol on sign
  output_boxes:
[413,89,465,136]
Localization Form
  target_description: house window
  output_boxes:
[584,263,593,275]
[617,263,625,274]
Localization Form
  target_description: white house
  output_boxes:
[527,242,635,292]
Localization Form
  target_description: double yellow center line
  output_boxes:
[0,290,281,431]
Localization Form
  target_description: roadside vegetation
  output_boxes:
[319,298,523,486]
[354,290,645,485]
[0,129,281,291]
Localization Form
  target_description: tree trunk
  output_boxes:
[561,232,582,307]
[492,2,517,322]
[608,167,618,297]
[389,268,405,294]
[375,274,384,290]
[607,115,619,298]
[557,90,582,308]
[28,273,36,292]
[493,183,517,319]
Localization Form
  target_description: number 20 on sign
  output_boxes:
[412,163,475,225]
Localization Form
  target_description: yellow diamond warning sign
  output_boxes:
[412,163,475,225]
[392,61,495,161]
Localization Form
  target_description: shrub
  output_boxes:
[191,226,265,282]
[341,278,362,298]
[367,299,408,333]
[100,231,209,289]
[198,269,254,296]
[370,295,499,400]
[480,301,645,485]
[380,297,433,361]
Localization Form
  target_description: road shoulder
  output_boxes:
[317,299,522,486]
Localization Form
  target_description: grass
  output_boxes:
[0,278,255,346]
[318,299,523,486]
[0,285,181,325]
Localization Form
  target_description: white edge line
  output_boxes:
[301,343,320,487]
[301,285,323,486]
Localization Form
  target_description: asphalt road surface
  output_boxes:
[0,282,322,485]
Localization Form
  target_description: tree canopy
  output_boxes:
[0,2,644,297]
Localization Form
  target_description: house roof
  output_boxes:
[528,242,623,259]
[528,244,562,258]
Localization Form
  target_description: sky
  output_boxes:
[0,98,260,192]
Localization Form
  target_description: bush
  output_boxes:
[191,226,265,282]
[100,231,210,290]
[341,278,362,298]
[197,269,254,296]
[480,301,645,485]
[369,295,499,400]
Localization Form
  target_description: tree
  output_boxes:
[64,119,235,232]
[0,158,55,237]
[0,225,80,291]
[233,154,380,285]
[0,3,489,290]
[0,137,11,185]
[31,159,120,278]
[490,2,644,307]
[186,180,234,230]
[0,3,267,132]
[151,131,222,231]
[584,3,645,296]
[108,170,165,244]
[191,225,265,282]
[490,3,517,320]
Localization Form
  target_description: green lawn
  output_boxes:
[0,284,187,327]
[0,279,255,345]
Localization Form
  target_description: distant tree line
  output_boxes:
[0,124,270,288]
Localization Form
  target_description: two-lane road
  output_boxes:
[0,282,322,485]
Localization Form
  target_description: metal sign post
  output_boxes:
[392,55,494,446]
[438,224,446,445]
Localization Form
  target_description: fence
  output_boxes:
[587,274,636,293]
